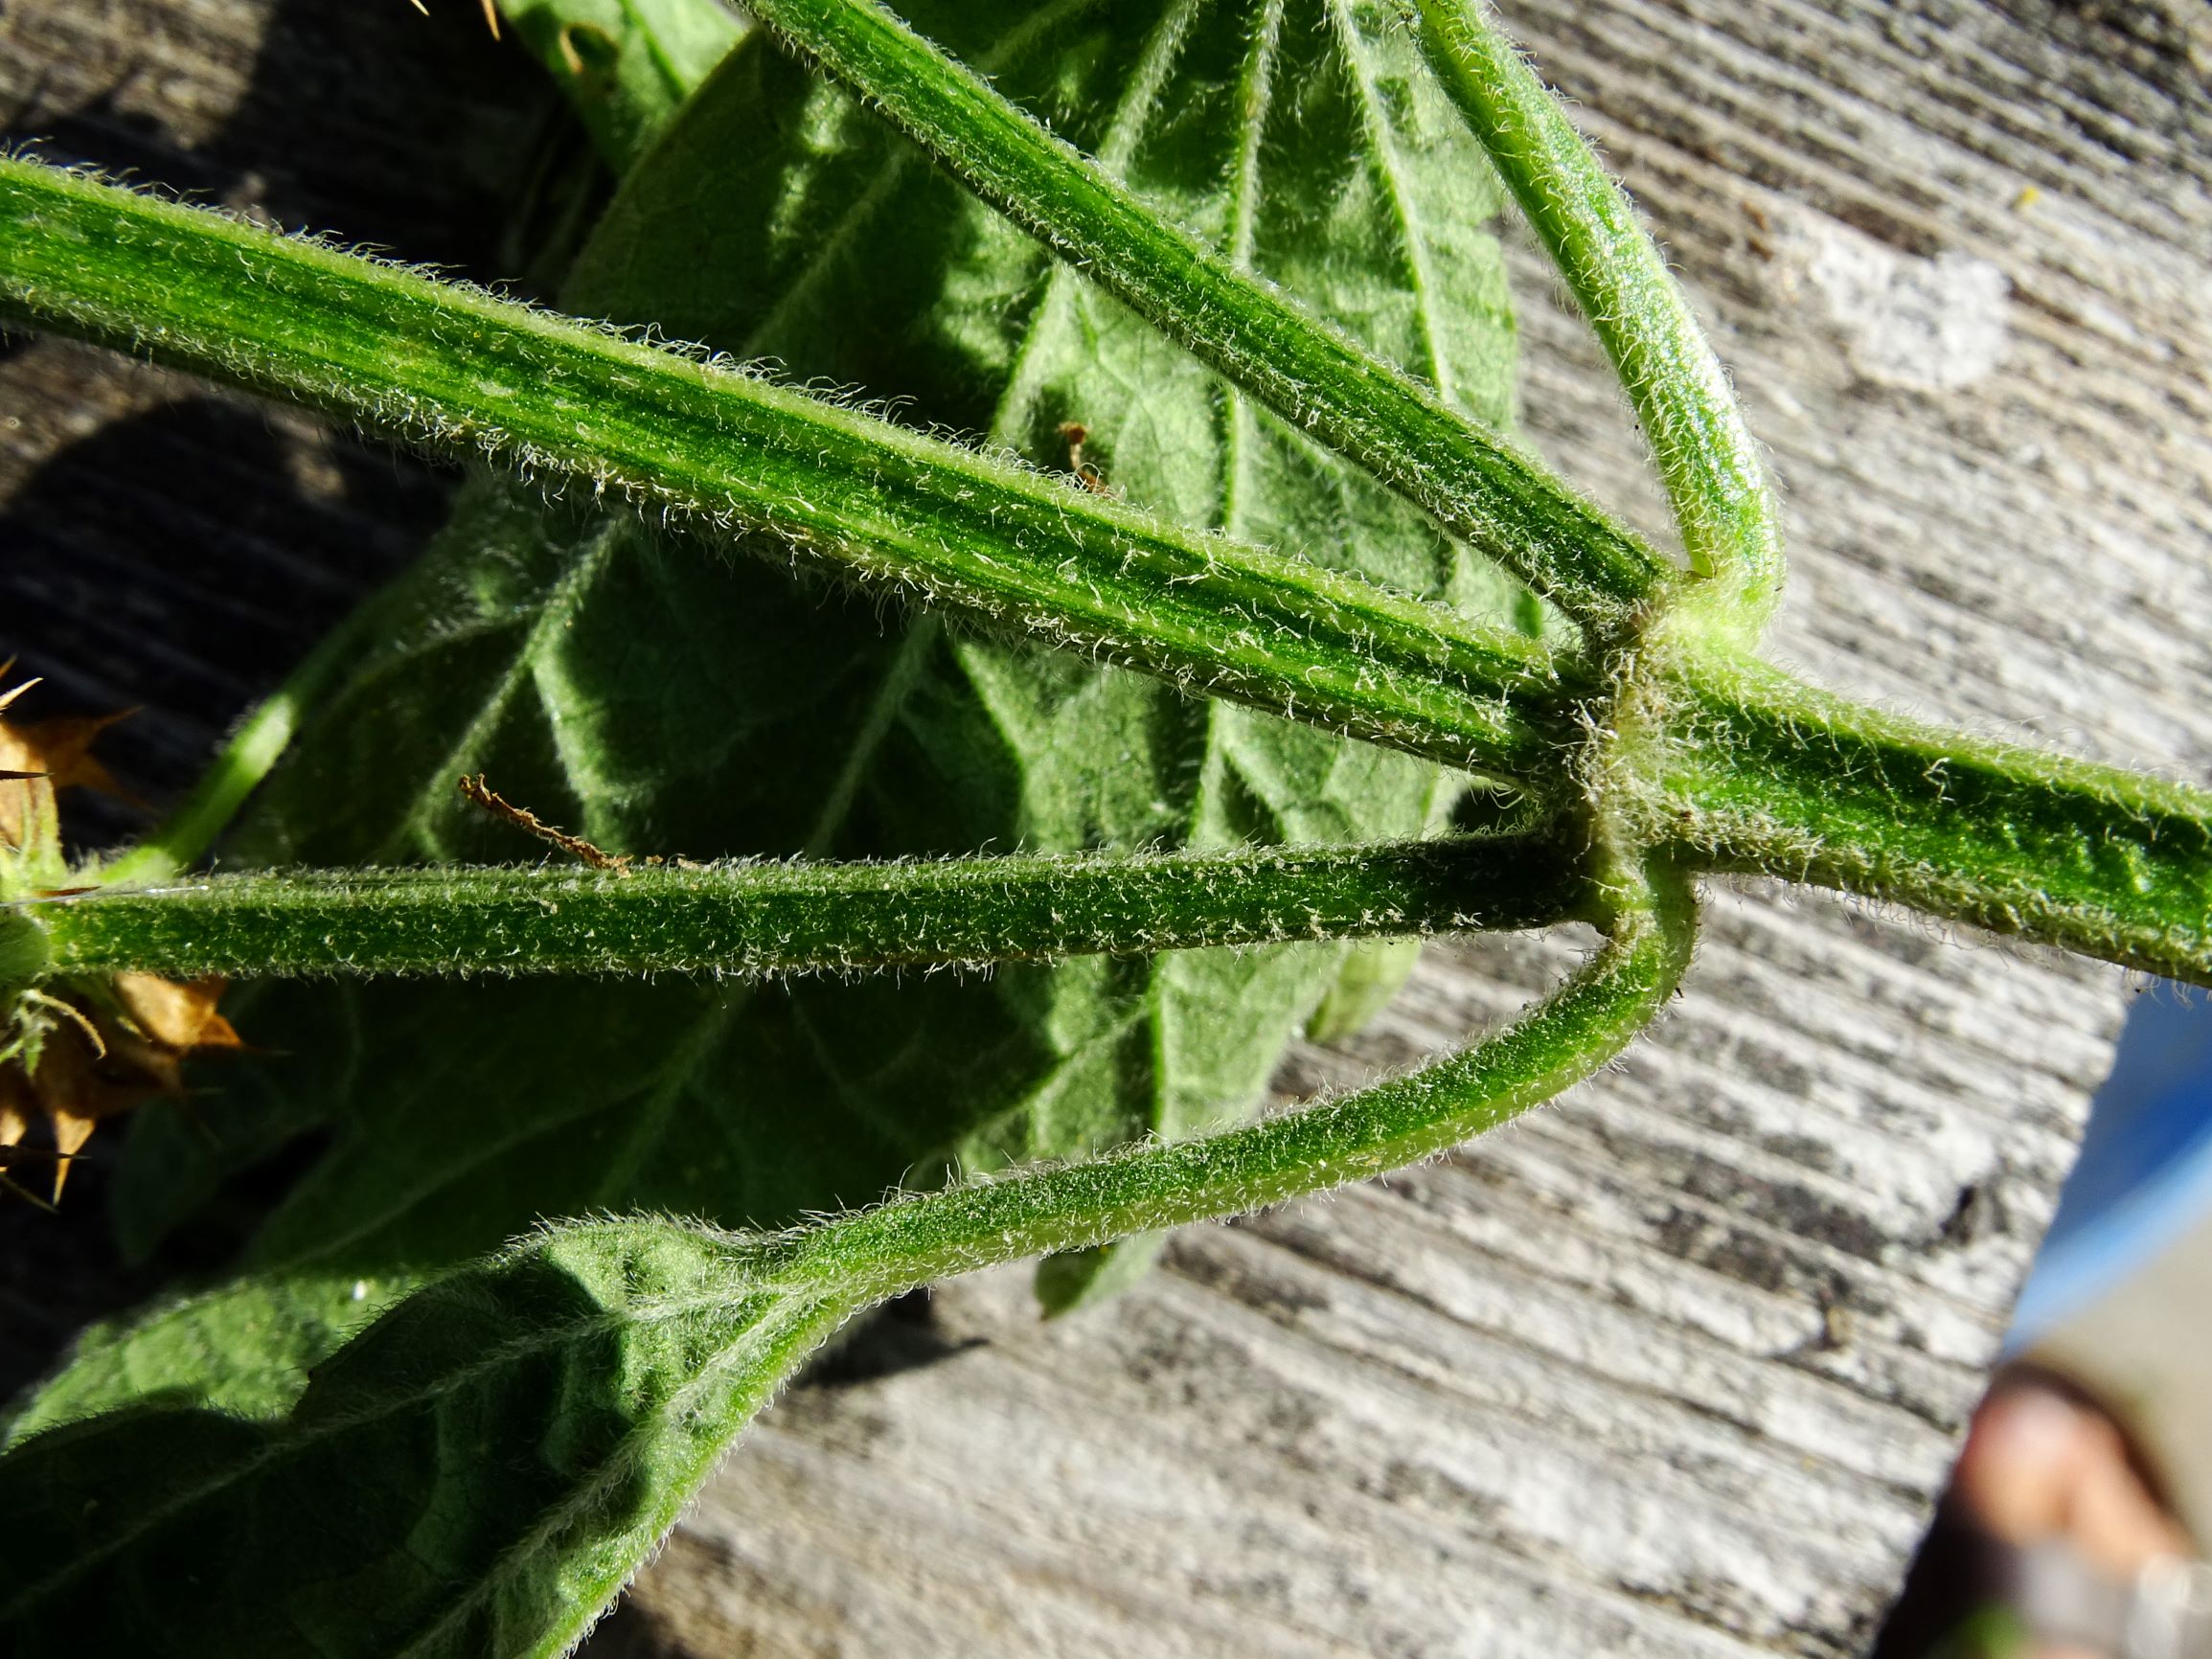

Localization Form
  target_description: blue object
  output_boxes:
[2010,987,2212,1347]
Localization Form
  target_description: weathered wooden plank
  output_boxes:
[3,0,2207,1652]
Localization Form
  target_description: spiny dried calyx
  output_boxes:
[0,971,240,1204]
[0,672,132,893]
[400,0,502,40]
[1,675,240,1203]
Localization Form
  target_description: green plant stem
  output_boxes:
[0,157,1573,784]
[740,860,1693,1299]
[0,873,1684,1659]
[97,615,371,889]
[1411,0,1783,637]
[1660,652,2212,987]
[11,161,2212,989]
[34,834,1592,979]
[96,1,729,884]
[740,0,1673,637]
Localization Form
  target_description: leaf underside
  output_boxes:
[64,0,1522,1434]
[3,866,1682,1658]
[1,1221,845,1659]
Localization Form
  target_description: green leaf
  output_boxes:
[1304,934,1427,1044]
[574,0,1537,1305]
[0,1219,850,1659]
[5,872,1690,1655]
[5,1273,398,1441]
[97,0,734,896]
[27,0,1531,1413]
[741,0,1671,633]
[501,0,747,173]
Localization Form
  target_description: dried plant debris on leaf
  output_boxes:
[0,676,239,1202]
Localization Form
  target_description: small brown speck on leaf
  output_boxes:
[1059,421,1113,495]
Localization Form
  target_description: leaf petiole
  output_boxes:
[0,863,1688,1657]
[1411,0,1786,639]
[740,0,1674,635]
[0,156,1574,785]
[33,833,1594,980]
[755,855,1695,1296]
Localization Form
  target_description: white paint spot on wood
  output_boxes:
[1788,216,2011,392]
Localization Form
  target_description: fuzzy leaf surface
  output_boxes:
[7,875,1692,1656]
[98,0,1522,1350]
[0,1219,847,1659]
[501,0,747,172]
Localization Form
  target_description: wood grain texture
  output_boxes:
[3,0,2208,1651]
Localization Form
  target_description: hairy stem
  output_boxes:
[1411,0,1783,637]
[1660,652,2212,987]
[0,872,1684,1659]
[8,162,2201,991]
[94,2,732,884]
[741,860,1693,1298]
[0,157,1574,784]
[34,834,1592,979]
[741,0,1673,636]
